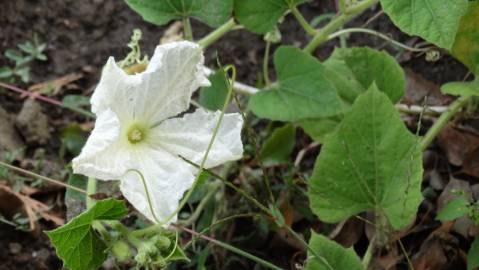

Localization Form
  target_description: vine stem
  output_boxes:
[198,19,237,49]
[362,236,374,268]
[161,65,237,225]
[327,28,432,52]
[86,177,97,209]
[420,96,470,151]
[0,160,87,194]
[183,17,193,41]
[290,6,317,36]
[179,180,221,226]
[263,41,272,86]
[303,0,379,53]
[173,224,283,270]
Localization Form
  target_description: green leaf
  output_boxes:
[248,46,344,121]
[298,117,341,143]
[308,85,423,229]
[62,95,91,109]
[0,67,13,78]
[380,0,468,49]
[300,47,406,142]
[234,0,306,34]
[469,237,479,270]
[325,47,406,104]
[46,199,128,270]
[305,232,363,270]
[451,1,479,75]
[199,70,229,111]
[436,197,470,222]
[5,49,24,63]
[61,124,87,156]
[125,0,233,27]
[441,79,479,97]
[259,124,296,166]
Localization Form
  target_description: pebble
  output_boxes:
[9,242,22,254]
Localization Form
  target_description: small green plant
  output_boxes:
[0,35,47,83]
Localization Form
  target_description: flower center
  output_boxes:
[127,124,147,144]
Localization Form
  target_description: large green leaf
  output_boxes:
[325,47,405,104]
[47,199,128,270]
[125,0,233,27]
[308,85,423,229]
[441,79,479,97]
[259,124,296,166]
[199,70,229,111]
[451,1,479,75]
[248,46,344,122]
[234,0,307,34]
[305,233,363,270]
[299,47,406,142]
[380,0,468,50]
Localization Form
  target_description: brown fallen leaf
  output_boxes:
[329,217,363,248]
[0,183,64,233]
[437,124,479,167]
[27,73,82,96]
[403,68,452,106]
[412,223,466,270]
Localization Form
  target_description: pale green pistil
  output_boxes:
[127,125,146,144]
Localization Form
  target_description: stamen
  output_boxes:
[127,125,145,144]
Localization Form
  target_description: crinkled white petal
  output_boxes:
[119,145,195,225]
[90,41,210,124]
[151,109,244,169]
[72,109,131,180]
[90,58,141,119]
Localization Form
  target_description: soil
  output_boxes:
[0,0,474,269]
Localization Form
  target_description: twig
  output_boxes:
[174,224,283,270]
[0,160,87,194]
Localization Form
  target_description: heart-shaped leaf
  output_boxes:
[305,233,363,270]
[299,47,406,142]
[248,46,344,122]
[380,0,468,49]
[47,199,128,270]
[308,85,423,229]
[125,0,233,27]
[451,1,479,75]
[234,0,307,34]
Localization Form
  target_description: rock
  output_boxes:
[15,99,51,145]
[0,106,25,158]
[8,242,22,254]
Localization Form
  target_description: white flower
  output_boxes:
[72,41,243,224]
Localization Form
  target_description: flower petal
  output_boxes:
[151,109,244,169]
[90,41,209,124]
[138,41,210,123]
[90,58,140,118]
[119,146,195,225]
[72,109,131,180]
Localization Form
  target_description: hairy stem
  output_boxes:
[290,6,317,36]
[86,177,97,209]
[175,225,283,270]
[420,96,470,151]
[263,41,272,86]
[303,0,379,53]
[179,181,221,226]
[162,65,237,224]
[183,17,193,41]
[198,19,237,49]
